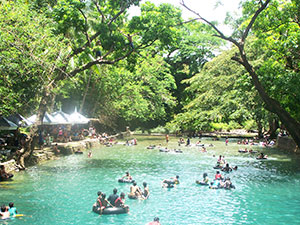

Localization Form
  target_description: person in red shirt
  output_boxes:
[215,171,223,180]
[115,192,128,209]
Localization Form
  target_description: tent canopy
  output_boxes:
[51,111,72,124]
[26,109,89,125]
[69,109,89,124]
[27,112,57,125]
[6,114,30,127]
[0,117,18,130]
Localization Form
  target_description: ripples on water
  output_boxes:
[1,136,300,225]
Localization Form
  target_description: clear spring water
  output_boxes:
[1,136,300,225]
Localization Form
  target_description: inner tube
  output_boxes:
[159,149,169,152]
[118,178,134,183]
[238,150,248,153]
[213,166,223,169]
[249,151,258,154]
[196,180,209,186]
[92,205,129,215]
[163,180,176,188]
[256,157,267,160]
[196,144,204,147]
[74,151,83,154]
[0,174,14,181]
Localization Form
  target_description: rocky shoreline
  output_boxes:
[0,138,103,174]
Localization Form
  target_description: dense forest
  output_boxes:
[0,0,299,146]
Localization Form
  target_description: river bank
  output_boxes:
[0,138,103,174]
[1,131,298,175]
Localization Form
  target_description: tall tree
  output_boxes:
[181,0,300,147]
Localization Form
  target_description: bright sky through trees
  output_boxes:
[129,0,241,35]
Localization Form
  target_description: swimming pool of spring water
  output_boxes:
[1,136,300,225]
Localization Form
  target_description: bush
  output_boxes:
[150,126,168,134]
[243,120,257,131]
[210,122,229,131]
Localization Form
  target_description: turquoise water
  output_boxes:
[1,136,300,225]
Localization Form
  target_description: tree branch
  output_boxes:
[69,3,128,59]
[69,49,134,77]
[180,0,239,47]
[241,0,270,43]
[92,0,106,22]
[77,7,91,46]
[108,5,127,26]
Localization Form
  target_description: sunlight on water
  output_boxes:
[1,136,300,224]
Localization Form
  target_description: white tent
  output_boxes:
[7,114,30,127]
[69,108,89,124]
[0,117,18,130]
[51,111,72,124]
[27,112,57,125]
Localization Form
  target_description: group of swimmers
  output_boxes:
[0,203,18,220]
[121,172,150,199]
[94,188,128,214]
[199,171,235,190]
[93,172,150,214]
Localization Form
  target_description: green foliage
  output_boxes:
[248,0,300,121]
[165,20,223,114]
[167,46,268,133]
[243,119,257,131]
[0,0,67,116]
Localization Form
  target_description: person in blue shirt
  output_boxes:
[8,202,18,217]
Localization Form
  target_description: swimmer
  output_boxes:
[8,202,17,217]
[222,163,232,172]
[202,173,209,184]
[121,171,133,181]
[147,217,161,225]
[162,175,179,188]
[130,182,143,198]
[215,171,223,180]
[0,205,10,220]
[142,182,150,199]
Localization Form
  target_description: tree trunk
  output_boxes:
[267,118,279,139]
[79,71,92,114]
[256,119,264,139]
[239,54,300,147]
[16,86,53,169]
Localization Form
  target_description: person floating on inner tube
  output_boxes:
[142,182,150,199]
[95,191,103,208]
[129,182,143,198]
[202,173,209,184]
[162,175,179,188]
[210,178,221,189]
[147,217,161,225]
[121,171,133,182]
[215,171,223,180]
[0,205,10,220]
[223,177,235,189]
[257,152,268,159]
[114,192,129,211]
[8,202,18,217]
[0,165,13,180]
[222,163,233,172]
[107,188,119,207]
